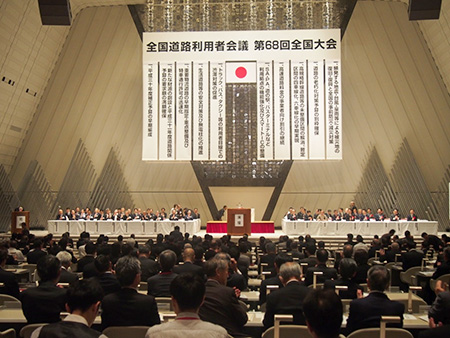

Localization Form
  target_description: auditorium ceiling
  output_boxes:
[0,0,449,230]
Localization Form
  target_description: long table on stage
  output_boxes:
[47,219,201,236]
[281,219,438,236]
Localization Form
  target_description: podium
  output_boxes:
[227,208,251,235]
[11,211,30,234]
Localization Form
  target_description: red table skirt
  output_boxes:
[206,222,274,233]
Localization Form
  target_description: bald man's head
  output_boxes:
[183,248,195,262]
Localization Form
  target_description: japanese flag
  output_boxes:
[226,61,257,83]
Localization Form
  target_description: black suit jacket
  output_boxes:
[172,262,204,278]
[199,279,248,338]
[21,281,67,323]
[77,255,95,273]
[259,275,284,305]
[346,292,404,334]
[324,279,363,299]
[419,325,450,338]
[94,272,121,296]
[0,267,20,299]
[305,264,337,286]
[26,248,47,264]
[58,268,79,284]
[139,257,159,281]
[402,249,425,271]
[147,272,178,297]
[263,280,311,330]
[101,287,160,330]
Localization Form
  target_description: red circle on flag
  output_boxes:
[235,67,247,79]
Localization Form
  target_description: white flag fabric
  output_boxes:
[226,61,257,83]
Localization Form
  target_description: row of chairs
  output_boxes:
[262,315,412,338]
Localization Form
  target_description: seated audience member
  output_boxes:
[0,247,20,299]
[259,253,292,305]
[305,249,337,286]
[402,241,425,271]
[303,289,343,338]
[432,247,450,293]
[21,255,67,323]
[138,245,159,281]
[76,241,96,273]
[193,246,205,267]
[93,255,121,296]
[420,288,450,337]
[346,266,404,334]
[8,240,25,262]
[27,239,47,264]
[263,262,310,330]
[324,258,363,299]
[30,279,105,338]
[368,238,382,258]
[173,247,204,278]
[145,274,228,338]
[101,256,160,329]
[353,249,370,284]
[215,252,247,292]
[56,251,79,284]
[199,258,248,337]
[147,249,178,297]
[300,244,317,270]
[260,242,277,277]
[379,242,401,263]
[353,235,368,253]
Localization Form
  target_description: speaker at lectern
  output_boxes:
[227,208,251,235]
[11,211,29,234]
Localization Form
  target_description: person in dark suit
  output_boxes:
[324,258,363,299]
[26,239,47,264]
[21,255,67,323]
[299,244,317,271]
[263,262,311,330]
[76,241,96,273]
[303,289,343,338]
[199,257,247,337]
[0,247,20,299]
[93,255,120,296]
[56,251,78,284]
[390,208,401,221]
[101,256,160,330]
[259,253,292,305]
[346,265,404,335]
[407,209,418,221]
[379,242,402,263]
[172,247,204,278]
[402,242,425,271]
[305,249,338,286]
[169,226,183,242]
[30,279,104,338]
[260,242,277,277]
[216,205,227,221]
[422,232,443,252]
[147,249,178,297]
[419,324,450,338]
[354,249,371,284]
[138,245,159,281]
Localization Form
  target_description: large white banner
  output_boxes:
[326,60,342,159]
[257,61,273,160]
[159,63,175,160]
[291,61,308,160]
[143,29,341,161]
[274,61,290,160]
[142,63,158,160]
[308,60,325,160]
[175,62,192,160]
[210,62,226,161]
[193,62,209,160]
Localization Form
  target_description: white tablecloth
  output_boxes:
[47,219,201,236]
[281,219,438,236]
